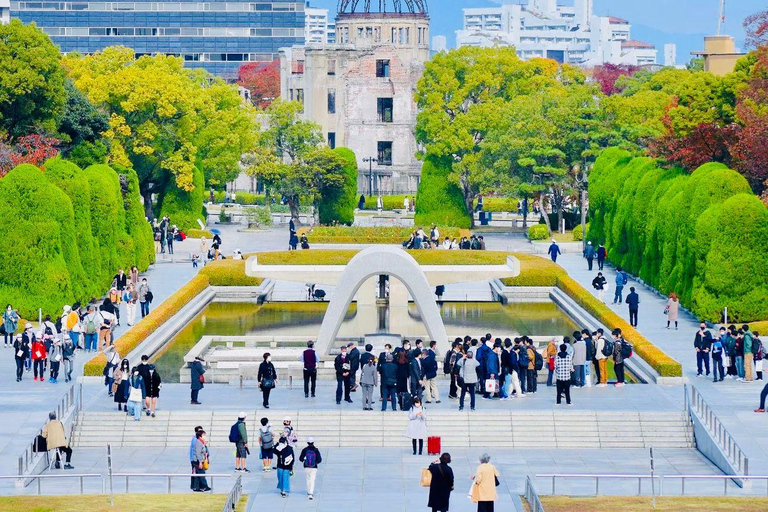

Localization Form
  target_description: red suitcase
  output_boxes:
[427,436,441,455]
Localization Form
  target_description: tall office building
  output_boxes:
[1,0,10,23]
[11,0,305,79]
[456,0,658,66]
[304,5,329,45]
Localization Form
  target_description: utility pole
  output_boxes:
[363,157,377,198]
[717,0,726,35]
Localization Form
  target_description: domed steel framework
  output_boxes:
[337,0,428,14]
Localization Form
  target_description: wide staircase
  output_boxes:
[72,410,694,449]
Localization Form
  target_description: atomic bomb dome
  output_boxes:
[337,0,428,15]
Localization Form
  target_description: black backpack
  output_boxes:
[55,316,63,334]
[228,422,241,443]
[534,351,543,371]
[601,340,614,357]
[518,347,529,367]
[621,340,633,359]
[752,337,762,356]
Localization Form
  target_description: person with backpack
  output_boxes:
[612,328,630,387]
[754,332,764,381]
[98,302,115,351]
[48,338,63,384]
[613,267,628,305]
[526,338,540,394]
[82,305,100,353]
[230,412,250,473]
[572,335,586,387]
[584,241,596,270]
[299,437,322,500]
[711,334,725,383]
[595,329,611,387]
[444,340,461,399]
[13,326,31,382]
[257,417,275,472]
[555,343,574,405]
[274,435,294,498]
[597,243,607,271]
[457,351,479,411]
[62,335,75,382]
[300,341,317,398]
[743,324,756,382]
[694,322,713,378]
[31,334,48,382]
[139,278,152,318]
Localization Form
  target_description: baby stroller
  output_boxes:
[312,289,326,301]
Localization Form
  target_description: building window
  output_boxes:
[327,59,336,75]
[292,60,304,75]
[328,132,336,149]
[376,59,390,77]
[377,98,393,123]
[327,88,336,114]
[377,141,392,166]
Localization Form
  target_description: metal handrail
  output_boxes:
[688,384,749,475]
[525,475,546,512]
[661,474,768,496]
[222,475,243,512]
[110,473,233,493]
[0,473,101,495]
[536,473,659,496]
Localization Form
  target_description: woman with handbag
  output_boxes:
[126,367,146,421]
[190,356,205,405]
[145,365,162,417]
[406,397,427,455]
[113,359,131,411]
[258,353,278,409]
[427,452,454,512]
[665,292,680,330]
[192,429,211,492]
[471,453,500,512]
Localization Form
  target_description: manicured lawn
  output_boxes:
[534,496,768,512]
[0,494,247,512]
[298,226,471,244]
[254,249,514,266]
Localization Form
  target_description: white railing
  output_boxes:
[536,473,768,496]
[538,473,658,496]
[687,384,749,474]
[110,473,233,493]
[222,475,243,512]
[0,473,101,495]
[525,475,546,512]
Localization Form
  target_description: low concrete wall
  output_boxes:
[690,410,745,487]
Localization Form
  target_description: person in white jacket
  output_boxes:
[406,397,427,455]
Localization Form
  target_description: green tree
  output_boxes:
[318,147,358,225]
[0,20,66,138]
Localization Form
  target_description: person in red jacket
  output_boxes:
[31,336,47,382]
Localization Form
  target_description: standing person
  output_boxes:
[31,334,47,382]
[555,343,574,405]
[61,334,75,383]
[258,417,275,472]
[274,435,294,498]
[403,195,410,212]
[153,226,162,254]
[543,339,557,387]
[376,194,383,211]
[484,343,501,399]
[377,343,393,401]
[743,325,755,383]
[626,287,640,327]
[299,438,322,500]
[595,329,609,387]
[423,341,440,404]
[526,339,538,394]
[470,453,500,512]
[65,304,81,350]
[82,306,100,352]
[231,412,250,473]
[358,194,366,210]
[200,237,209,266]
[612,329,626,387]
[547,239,561,263]
[592,272,607,303]
[410,349,426,402]
[300,341,317,398]
[126,367,146,421]
[334,345,353,405]
[166,228,175,255]
[191,430,211,493]
[457,351,479,411]
[380,353,398,411]
[428,453,454,512]
[735,329,746,381]
[113,359,130,411]
[3,305,19,348]
[360,356,378,411]
[42,412,74,470]
[694,322,713,378]
[48,338,62,384]
[258,353,277,409]
[113,268,127,294]
[407,397,427,455]
[613,267,628,304]
[571,335,586,387]
[190,356,205,405]
[597,243,606,270]
[395,348,410,407]
[515,341,528,394]
[347,343,360,392]
[139,278,152,318]
[145,365,162,417]
[755,332,763,381]
[721,327,737,379]
[123,283,138,327]
[664,292,680,330]
[584,241,595,270]
[711,334,725,383]
[129,265,140,288]
[98,300,115,349]
[444,340,461,399]
[14,324,32,382]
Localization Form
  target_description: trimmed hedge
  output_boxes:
[187,229,214,239]
[572,224,586,241]
[501,253,566,287]
[589,147,765,322]
[414,156,471,228]
[160,166,205,231]
[83,275,210,375]
[363,195,409,211]
[474,197,519,212]
[556,275,682,377]
[298,226,471,244]
[212,191,267,205]
[200,258,263,286]
[318,147,357,226]
[254,249,512,266]
[118,165,155,270]
[528,224,549,241]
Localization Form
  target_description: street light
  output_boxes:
[363,157,378,198]
[573,162,589,252]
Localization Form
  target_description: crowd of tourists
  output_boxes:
[404,226,486,250]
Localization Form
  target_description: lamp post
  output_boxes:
[573,162,589,253]
[363,157,377,198]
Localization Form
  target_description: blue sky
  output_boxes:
[311,0,765,63]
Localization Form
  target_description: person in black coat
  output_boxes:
[409,350,425,401]
[394,349,410,395]
[347,343,360,391]
[428,453,454,512]
[334,346,352,405]
[380,353,398,411]
[257,353,278,408]
[145,365,162,417]
[190,357,205,405]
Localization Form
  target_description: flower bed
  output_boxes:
[298,226,471,244]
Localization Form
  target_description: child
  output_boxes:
[192,254,199,268]
[258,417,275,472]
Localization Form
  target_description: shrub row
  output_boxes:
[500,253,566,287]
[199,258,263,286]
[414,156,472,228]
[254,249,512,266]
[0,160,154,317]
[212,191,267,205]
[527,224,549,241]
[589,147,767,322]
[363,195,411,211]
[186,229,214,239]
[318,147,357,226]
[83,275,210,375]
[299,226,471,244]
[474,197,519,212]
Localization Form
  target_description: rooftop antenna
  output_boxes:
[716,0,726,35]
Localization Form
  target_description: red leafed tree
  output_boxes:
[0,134,59,177]
[592,63,640,95]
[649,99,739,171]
[730,45,768,195]
[744,9,768,49]
[238,60,281,109]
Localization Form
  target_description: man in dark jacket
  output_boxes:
[584,241,596,270]
[548,240,561,262]
[360,343,375,367]
[695,323,713,377]
[444,340,461,399]
[299,438,322,500]
[410,339,424,361]
[626,287,640,327]
[334,346,352,405]
[423,341,440,403]
[380,353,398,411]
[377,343,392,400]
[300,341,317,398]
[347,343,360,391]
[597,244,607,270]
[190,356,205,405]
[409,350,425,401]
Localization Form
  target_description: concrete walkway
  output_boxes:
[555,252,768,475]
